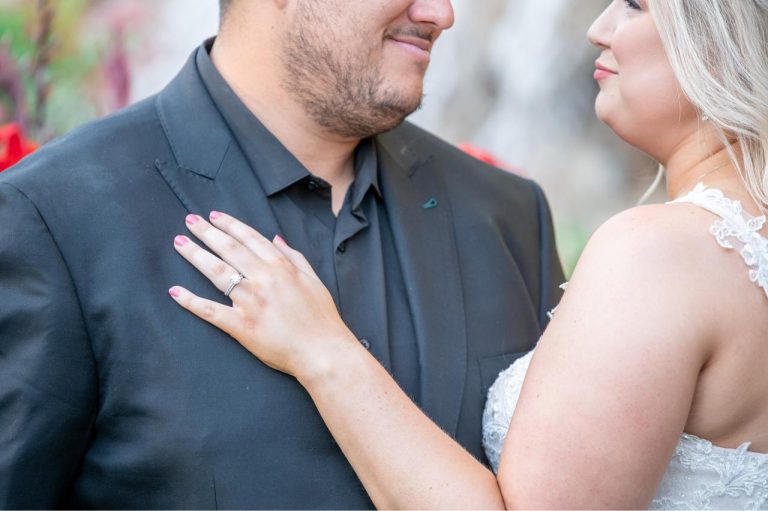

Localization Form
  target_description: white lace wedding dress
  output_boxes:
[482,184,768,509]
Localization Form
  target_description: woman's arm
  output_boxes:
[169,206,714,509]
[497,206,715,508]
[298,333,505,509]
[170,212,505,510]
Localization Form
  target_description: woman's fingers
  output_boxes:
[208,211,283,262]
[184,214,260,275]
[176,213,320,302]
[202,211,313,279]
[273,235,317,277]
[168,285,239,335]
[170,212,355,378]
[173,234,248,297]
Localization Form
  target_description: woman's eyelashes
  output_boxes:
[624,0,642,10]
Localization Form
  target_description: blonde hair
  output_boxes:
[649,0,768,211]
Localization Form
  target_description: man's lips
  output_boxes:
[389,35,432,52]
[386,35,433,61]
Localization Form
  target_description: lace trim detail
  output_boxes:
[546,282,569,320]
[650,434,768,510]
[482,351,534,473]
[483,350,768,508]
[670,183,768,299]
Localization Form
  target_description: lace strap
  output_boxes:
[546,282,569,320]
[669,183,768,298]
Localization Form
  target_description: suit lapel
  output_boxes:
[153,52,281,239]
[155,55,468,435]
[377,130,468,437]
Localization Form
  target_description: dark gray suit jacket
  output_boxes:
[0,52,564,509]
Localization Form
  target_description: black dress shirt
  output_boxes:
[196,43,421,402]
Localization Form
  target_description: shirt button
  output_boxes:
[307,179,320,191]
[337,242,347,253]
[359,338,371,350]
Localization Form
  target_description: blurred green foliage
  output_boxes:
[556,222,592,278]
[0,0,118,141]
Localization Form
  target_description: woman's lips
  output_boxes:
[594,61,618,81]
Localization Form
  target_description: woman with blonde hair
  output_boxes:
[169,0,768,507]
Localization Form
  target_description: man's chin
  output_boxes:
[373,114,411,135]
[309,91,423,139]
[372,95,423,133]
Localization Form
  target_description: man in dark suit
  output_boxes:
[0,0,563,508]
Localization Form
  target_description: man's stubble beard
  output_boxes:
[280,10,423,139]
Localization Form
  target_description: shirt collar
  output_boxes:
[195,38,382,200]
[350,138,382,209]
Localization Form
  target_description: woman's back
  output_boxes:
[484,180,768,509]
[669,182,768,453]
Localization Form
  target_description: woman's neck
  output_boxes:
[663,136,743,201]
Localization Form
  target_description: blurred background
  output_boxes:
[0,0,660,273]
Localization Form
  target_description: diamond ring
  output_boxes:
[224,272,246,297]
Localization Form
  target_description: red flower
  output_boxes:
[459,143,527,177]
[0,123,38,172]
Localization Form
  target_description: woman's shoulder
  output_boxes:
[566,203,739,338]
[581,202,733,271]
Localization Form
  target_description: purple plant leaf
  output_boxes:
[0,39,28,130]
[104,26,131,111]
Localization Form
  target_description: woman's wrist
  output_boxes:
[295,329,370,391]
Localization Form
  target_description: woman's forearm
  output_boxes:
[168,214,506,508]
[298,340,506,510]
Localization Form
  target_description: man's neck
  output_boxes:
[210,37,361,192]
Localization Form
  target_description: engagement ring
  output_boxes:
[224,272,246,297]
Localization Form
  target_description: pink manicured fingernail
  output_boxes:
[210,211,222,221]
[174,235,189,247]
[274,234,286,245]
[186,214,200,225]
[169,287,181,298]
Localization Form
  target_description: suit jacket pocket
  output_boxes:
[478,351,529,396]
